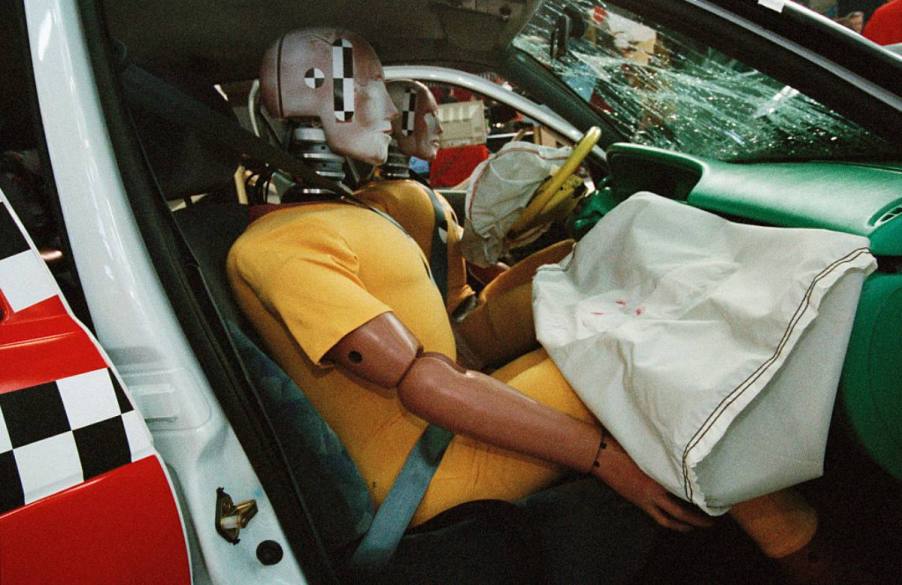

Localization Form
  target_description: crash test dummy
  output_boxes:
[227,28,841,584]
[354,78,573,369]
[227,28,703,582]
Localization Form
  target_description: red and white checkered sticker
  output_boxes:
[0,191,153,514]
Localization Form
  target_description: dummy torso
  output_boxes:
[227,201,593,524]
[354,179,474,315]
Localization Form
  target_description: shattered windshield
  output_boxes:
[514,0,897,162]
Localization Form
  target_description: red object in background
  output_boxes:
[450,87,475,103]
[0,455,191,585]
[0,292,107,394]
[863,0,902,45]
[592,5,607,24]
[430,144,491,188]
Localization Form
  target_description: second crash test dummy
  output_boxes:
[355,79,575,369]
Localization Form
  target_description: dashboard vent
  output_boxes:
[875,205,902,227]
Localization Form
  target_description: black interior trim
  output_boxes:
[120,63,350,196]
[76,0,337,582]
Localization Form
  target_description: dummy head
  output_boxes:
[387,80,443,161]
[260,28,398,165]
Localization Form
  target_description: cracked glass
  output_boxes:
[514,0,897,162]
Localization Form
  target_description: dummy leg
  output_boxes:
[480,240,574,300]
[730,489,854,585]
[455,240,573,367]
[454,282,535,367]
[730,489,818,560]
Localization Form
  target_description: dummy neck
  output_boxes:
[287,122,345,197]
[381,141,411,180]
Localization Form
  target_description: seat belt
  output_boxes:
[424,187,449,302]
[349,424,454,576]
[119,63,351,196]
[121,62,456,573]
[345,188,455,575]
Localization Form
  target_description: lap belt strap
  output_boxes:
[350,424,454,575]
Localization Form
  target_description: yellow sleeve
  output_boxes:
[232,217,391,365]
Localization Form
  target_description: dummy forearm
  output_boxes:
[398,352,602,473]
[327,313,602,473]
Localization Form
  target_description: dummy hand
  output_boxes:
[592,436,714,532]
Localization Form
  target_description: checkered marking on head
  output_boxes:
[331,38,355,122]
[0,368,151,514]
[401,88,417,136]
[304,67,325,89]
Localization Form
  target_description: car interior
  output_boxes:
[2,0,900,582]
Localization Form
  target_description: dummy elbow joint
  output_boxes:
[326,313,422,388]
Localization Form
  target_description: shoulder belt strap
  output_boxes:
[119,64,351,196]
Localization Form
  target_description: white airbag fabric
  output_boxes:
[461,141,571,267]
[533,193,876,513]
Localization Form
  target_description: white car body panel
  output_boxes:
[24,1,306,583]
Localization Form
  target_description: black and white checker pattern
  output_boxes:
[0,190,155,515]
[331,38,355,122]
[0,201,57,313]
[304,67,325,89]
[0,368,152,514]
[400,88,417,136]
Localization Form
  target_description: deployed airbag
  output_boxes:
[461,141,571,266]
[533,193,876,513]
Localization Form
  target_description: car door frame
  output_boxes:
[24,0,320,583]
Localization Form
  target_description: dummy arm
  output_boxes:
[327,313,713,531]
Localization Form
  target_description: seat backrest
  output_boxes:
[127,66,250,325]
[227,322,374,554]
[126,71,377,556]
[173,200,248,327]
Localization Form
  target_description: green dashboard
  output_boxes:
[606,143,902,255]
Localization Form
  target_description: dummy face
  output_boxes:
[388,80,444,161]
[260,28,398,165]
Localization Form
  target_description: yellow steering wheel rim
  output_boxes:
[510,126,601,234]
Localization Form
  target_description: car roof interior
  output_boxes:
[101,0,539,83]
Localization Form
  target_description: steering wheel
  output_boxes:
[509,126,601,237]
